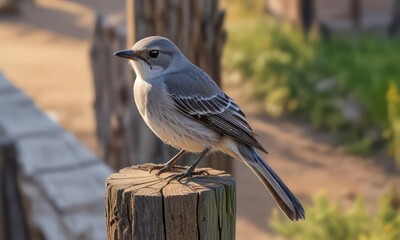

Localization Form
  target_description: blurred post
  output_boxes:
[0,130,29,240]
[388,0,400,36]
[350,0,362,31]
[299,0,315,34]
[105,164,236,240]
[265,0,315,35]
[0,0,17,13]
[0,132,3,240]
[90,15,133,169]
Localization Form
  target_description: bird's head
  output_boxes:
[114,36,185,79]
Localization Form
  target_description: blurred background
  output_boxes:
[1,0,400,239]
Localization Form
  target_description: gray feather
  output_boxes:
[238,144,305,221]
[163,66,267,153]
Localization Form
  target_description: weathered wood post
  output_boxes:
[105,164,236,240]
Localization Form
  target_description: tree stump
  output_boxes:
[105,163,236,240]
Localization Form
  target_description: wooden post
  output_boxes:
[299,0,315,34]
[105,163,236,240]
[388,0,400,36]
[350,0,362,31]
[0,0,17,13]
[0,131,5,240]
[0,131,30,240]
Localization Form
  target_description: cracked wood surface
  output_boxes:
[105,163,236,240]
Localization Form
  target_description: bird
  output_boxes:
[114,36,305,221]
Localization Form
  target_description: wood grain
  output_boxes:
[105,163,236,240]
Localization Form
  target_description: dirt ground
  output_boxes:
[1,1,400,239]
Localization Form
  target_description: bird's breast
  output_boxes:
[133,77,152,117]
[133,77,219,152]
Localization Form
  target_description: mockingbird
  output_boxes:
[115,36,305,221]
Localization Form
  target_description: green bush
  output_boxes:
[223,4,400,161]
[270,192,400,240]
[387,82,400,164]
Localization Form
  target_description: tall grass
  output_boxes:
[271,192,400,240]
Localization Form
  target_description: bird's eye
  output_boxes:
[149,50,159,58]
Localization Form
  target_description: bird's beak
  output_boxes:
[114,50,141,61]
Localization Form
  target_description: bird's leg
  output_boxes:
[176,148,210,181]
[149,149,187,177]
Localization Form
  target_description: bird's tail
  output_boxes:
[238,145,305,221]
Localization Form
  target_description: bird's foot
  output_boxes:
[166,169,209,183]
[149,164,187,177]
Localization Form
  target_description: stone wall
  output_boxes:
[0,72,112,240]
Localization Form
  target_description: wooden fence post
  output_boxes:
[105,163,236,240]
[0,130,30,240]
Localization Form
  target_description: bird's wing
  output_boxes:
[163,68,267,153]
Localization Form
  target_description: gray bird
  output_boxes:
[115,36,305,221]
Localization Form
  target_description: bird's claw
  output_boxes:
[166,169,210,183]
[149,164,188,177]
[149,164,169,177]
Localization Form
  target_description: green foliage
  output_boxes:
[271,192,400,240]
[387,82,400,165]
[223,4,400,160]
